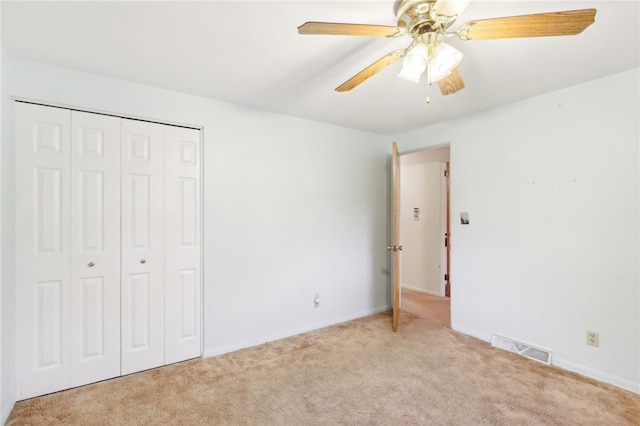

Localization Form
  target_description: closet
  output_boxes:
[14,102,202,400]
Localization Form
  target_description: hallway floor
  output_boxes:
[401,288,450,328]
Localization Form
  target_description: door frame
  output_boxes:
[391,142,400,332]
[445,161,451,297]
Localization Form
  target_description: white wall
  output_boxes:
[396,68,640,393]
[0,56,392,416]
[399,146,450,296]
[1,57,637,424]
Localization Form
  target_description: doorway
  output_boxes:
[398,145,451,327]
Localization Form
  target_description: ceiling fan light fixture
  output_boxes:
[433,0,472,18]
[428,42,463,82]
[398,43,428,84]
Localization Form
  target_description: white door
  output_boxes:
[15,104,202,397]
[69,111,121,386]
[15,103,72,399]
[164,126,201,364]
[120,119,165,375]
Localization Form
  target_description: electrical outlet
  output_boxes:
[313,294,320,308]
[586,331,599,347]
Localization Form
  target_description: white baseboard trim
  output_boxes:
[450,324,640,395]
[401,284,443,297]
[552,357,640,394]
[450,323,493,343]
[203,305,391,359]
[2,394,16,425]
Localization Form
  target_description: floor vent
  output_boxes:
[491,334,552,365]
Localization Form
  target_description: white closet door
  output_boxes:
[164,126,201,364]
[121,119,165,375]
[15,103,72,399]
[69,111,121,386]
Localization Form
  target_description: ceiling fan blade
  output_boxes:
[437,68,465,96]
[458,9,596,40]
[298,22,402,37]
[335,50,405,92]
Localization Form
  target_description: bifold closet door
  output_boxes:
[69,111,121,387]
[164,126,201,364]
[121,119,166,375]
[16,103,202,397]
[15,104,121,399]
[15,103,72,399]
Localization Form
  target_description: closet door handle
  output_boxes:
[140,259,146,264]
[88,262,95,267]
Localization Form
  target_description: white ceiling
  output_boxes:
[2,1,638,135]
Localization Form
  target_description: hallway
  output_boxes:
[401,288,450,328]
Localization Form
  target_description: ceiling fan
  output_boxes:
[297,0,596,96]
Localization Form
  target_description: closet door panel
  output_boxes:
[164,126,201,364]
[15,103,72,400]
[121,119,165,375]
[69,111,121,387]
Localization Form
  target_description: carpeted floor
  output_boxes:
[7,310,640,425]
[401,288,450,327]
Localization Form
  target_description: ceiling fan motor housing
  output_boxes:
[396,0,455,36]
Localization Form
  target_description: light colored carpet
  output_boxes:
[401,288,450,327]
[7,311,640,425]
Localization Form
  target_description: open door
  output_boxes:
[388,142,402,331]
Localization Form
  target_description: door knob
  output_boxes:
[387,245,392,251]
[140,259,146,264]
[88,262,95,267]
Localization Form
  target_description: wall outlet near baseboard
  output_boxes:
[586,330,599,347]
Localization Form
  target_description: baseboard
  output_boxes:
[2,394,16,425]
[450,323,493,343]
[203,305,390,359]
[552,357,640,394]
[450,324,640,395]
[401,284,442,297]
